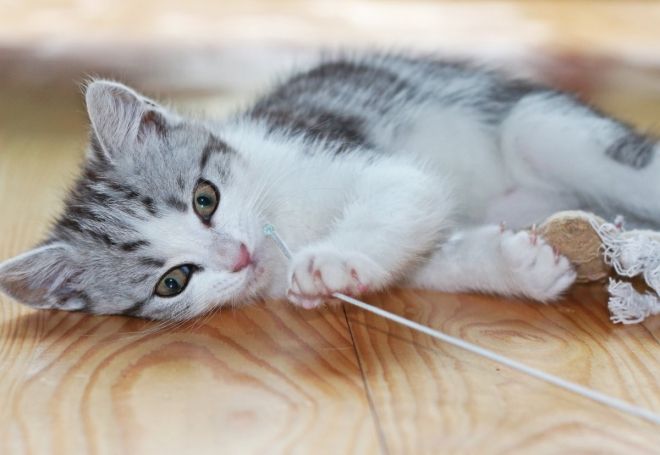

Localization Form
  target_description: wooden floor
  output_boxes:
[1,2,660,454]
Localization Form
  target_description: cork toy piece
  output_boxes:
[537,210,610,283]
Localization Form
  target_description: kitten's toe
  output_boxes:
[501,231,541,268]
[501,231,577,301]
[286,290,325,309]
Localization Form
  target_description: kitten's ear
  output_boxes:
[85,80,170,162]
[0,243,86,311]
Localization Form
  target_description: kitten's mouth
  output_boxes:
[241,255,263,282]
[236,244,270,294]
[248,260,266,280]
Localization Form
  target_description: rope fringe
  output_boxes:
[607,279,660,324]
[591,218,660,323]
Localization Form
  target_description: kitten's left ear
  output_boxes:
[85,80,172,163]
[0,243,87,311]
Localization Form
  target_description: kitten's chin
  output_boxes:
[243,263,269,295]
[228,262,269,303]
[189,265,272,319]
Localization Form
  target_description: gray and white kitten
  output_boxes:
[1,54,659,320]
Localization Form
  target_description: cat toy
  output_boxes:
[534,210,660,324]
[264,223,660,426]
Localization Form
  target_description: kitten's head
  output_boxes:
[0,81,274,320]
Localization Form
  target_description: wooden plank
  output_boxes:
[347,287,660,454]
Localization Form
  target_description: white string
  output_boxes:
[263,223,660,426]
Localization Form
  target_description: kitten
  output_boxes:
[1,54,658,320]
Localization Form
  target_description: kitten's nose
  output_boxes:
[231,243,252,272]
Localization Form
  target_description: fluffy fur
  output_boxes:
[1,53,658,320]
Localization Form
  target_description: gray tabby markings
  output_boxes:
[606,131,656,168]
[248,61,420,151]
[121,299,148,317]
[165,195,188,213]
[200,135,233,172]
[138,257,166,268]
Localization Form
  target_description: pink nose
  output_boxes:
[232,243,252,272]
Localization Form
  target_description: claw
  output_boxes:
[291,274,302,295]
[530,224,538,245]
[553,246,561,264]
[302,299,322,310]
[313,269,332,295]
[287,289,324,309]
[351,269,369,294]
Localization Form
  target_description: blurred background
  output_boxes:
[2,1,660,110]
[1,1,660,242]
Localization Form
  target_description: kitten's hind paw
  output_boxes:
[501,231,577,302]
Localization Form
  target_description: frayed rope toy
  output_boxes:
[264,222,660,426]
[535,210,660,324]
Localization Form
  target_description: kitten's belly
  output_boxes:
[383,106,510,225]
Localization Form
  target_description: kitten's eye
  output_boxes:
[155,264,194,298]
[193,180,220,221]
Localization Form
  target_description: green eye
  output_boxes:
[155,265,194,298]
[193,180,219,221]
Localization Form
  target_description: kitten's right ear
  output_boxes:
[0,243,86,311]
[85,80,169,163]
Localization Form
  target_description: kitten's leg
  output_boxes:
[286,161,452,309]
[408,225,576,301]
[501,92,660,225]
[484,186,579,229]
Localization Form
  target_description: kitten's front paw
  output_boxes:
[287,246,385,309]
[501,230,577,302]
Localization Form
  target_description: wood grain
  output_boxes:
[347,288,660,454]
[0,304,380,454]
